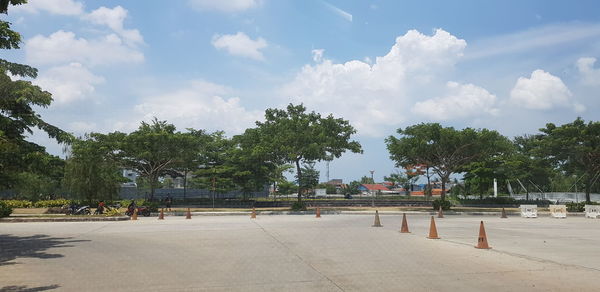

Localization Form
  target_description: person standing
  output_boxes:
[165,194,172,211]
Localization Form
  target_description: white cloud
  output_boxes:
[509,69,578,111]
[68,121,98,133]
[281,29,467,136]
[134,80,262,135]
[577,57,600,86]
[324,2,353,22]
[311,49,324,63]
[412,82,498,120]
[212,32,267,61]
[25,30,144,66]
[11,0,84,15]
[34,63,104,104]
[188,0,261,13]
[83,6,144,46]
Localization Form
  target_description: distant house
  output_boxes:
[358,184,391,194]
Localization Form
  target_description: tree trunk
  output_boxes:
[295,159,302,203]
[441,176,447,201]
[585,177,592,203]
[149,174,157,201]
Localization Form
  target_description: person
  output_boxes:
[165,194,172,211]
[95,200,106,214]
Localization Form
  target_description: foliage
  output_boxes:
[276,180,297,196]
[325,184,337,194]
[104,208,122,217]
[290,200,307,211]
[343,181,362,195]
[253,103,362,203]
[0,3,71,189]
[13,170,63,201]
[0,200,12,217]
[33,199,71,208]
[566,201,599,212]
[538,118,600,203]
[387,123,511,201]
[359,176,374,184]
[296,162,319,193]
[63,135,125,204]
[432,198,452,210]
[3,199,32,208]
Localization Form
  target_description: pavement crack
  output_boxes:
[251,220,345,291]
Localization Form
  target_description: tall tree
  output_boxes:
[539,118,600,203]
[1,1,71,189]
[63,134,125,203]
[114,119,184,200]
[386,123,510,200]
[253,104,362,203]
[296,162,320,194]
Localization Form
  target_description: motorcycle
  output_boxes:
[125,205,151,217]
[65,204,91,215]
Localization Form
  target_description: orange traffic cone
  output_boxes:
[427,216,440,239]
[400,213,410,233]
[475,221,491,249]
[131,208,138,221]
[158,208,164,220]
[251,207,256,219]
[437,206,444,218]
[185,208,191,219]
[501,208,507,219]
[316,207,321,218]
[372,210,383,227]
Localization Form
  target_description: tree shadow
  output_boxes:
[0,285,60,291]
[0,234,89,266]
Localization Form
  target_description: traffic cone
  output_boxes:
[475,221,491,249]
[185,208,191,219]
[437,206,444,218]
[316,207,321,218]
[131,208,138,221]
[251,207,256,219]
[400,213,410,233]
[372,210,383,227]
[427,216,440,239]
[501,208,507,219]
[158,208,164,220]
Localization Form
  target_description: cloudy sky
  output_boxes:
[5,0,600,182]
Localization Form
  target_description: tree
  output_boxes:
[114,119,185,200]
[539,118,600,203]
[1,1,71,189]
[253,104,362,203]
[171,129,213,200]
[296,162,320,195]
[360,176,375,184]
[386,123,511,200]
[63,135,125,203]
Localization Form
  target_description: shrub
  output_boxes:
[566,201,599,212]
[144,201,159,212]
[290,201,307,211]
[33,199,72,208]
[432,198,452,211]
[104,208,122,217]
[4,200,32,208]
[0,201,13,217]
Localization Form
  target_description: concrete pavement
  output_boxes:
[1,214,600,291]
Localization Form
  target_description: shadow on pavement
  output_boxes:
[0,285,60,291]
[0,234,89,266]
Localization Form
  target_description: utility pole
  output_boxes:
[370,170,375,207]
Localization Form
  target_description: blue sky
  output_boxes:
[5,0,600,183]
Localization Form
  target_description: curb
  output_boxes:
[0,216,130,223]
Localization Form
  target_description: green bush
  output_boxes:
[0,201,13,217]
[104,208,122,217]
[290,201,307,211]
[566,201,599,212]
[33,199,71,208]
[3,200,33,208]
[432,198,452,210]
[144,201,159,212]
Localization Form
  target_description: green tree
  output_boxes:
[114,119,185,200]
[1,1,71,188]
[296,162,320,195]
[253,104,362,203]
[171,129,213,199]
[63,135,125,203]
[276,180,297,196]
[360,176,375,184]
[386,123,510,200]
[539,118,600,203]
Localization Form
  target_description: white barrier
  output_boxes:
[520,205,538,218]
[549,205,567,218]
[585,205,600,219]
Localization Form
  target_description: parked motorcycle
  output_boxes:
[64,204,91,215]
[125,205,151,217]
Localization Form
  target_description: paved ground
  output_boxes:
[1,214,600,291]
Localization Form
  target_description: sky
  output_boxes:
[4,0,600,183]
